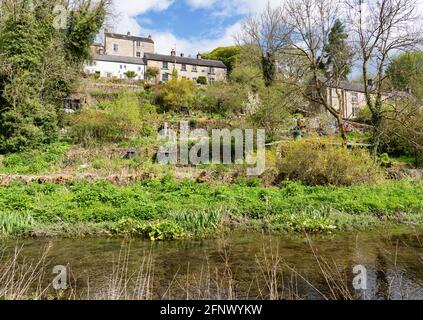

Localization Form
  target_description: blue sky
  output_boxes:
[136,1,243,41]
[111,0,423,57]
[112,0,281,55]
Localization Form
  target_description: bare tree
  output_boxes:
[346,0,423,157]
[283,0,351,141]
[237,1,292,86]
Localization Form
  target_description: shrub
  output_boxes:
[0,100,59,153]
[197,76,207,85]
[146,67,159,82]
[160,70,195,111]
[124,71,137,79]
[278,139,383,186]
[68,93,150,146]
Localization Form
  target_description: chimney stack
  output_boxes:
[171,49,176,57]
[148,35,152,39]
[180,53,184,57]
[196,53,202,60]
[127,31,131,36]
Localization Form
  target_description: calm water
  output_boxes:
[2,230,423,300]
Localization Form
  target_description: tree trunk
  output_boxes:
[371,109,382,159]
[335,88,347,143]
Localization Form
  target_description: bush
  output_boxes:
[68,93,152,146]
[197,76,207,85]
[278,139,383,186]
[0,100,59,153]
[161,70,196,111]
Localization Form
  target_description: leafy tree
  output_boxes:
[229,45,265,91]
[65,1,108,63]
[0,0,108,153]
[321,20,353,81]
[320,19,353,141]
[386,51,423,101]
[202,46,241,73]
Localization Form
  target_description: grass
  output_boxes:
[391,155,418,166]
[0,143,69,175]
[0,178,422,238]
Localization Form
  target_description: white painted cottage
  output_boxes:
[84,54,146,80]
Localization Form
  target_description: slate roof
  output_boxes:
[317,77,368,93]
[92,54,146,65]
[105,32,154,44]
[144,53,227,69]
[317,77,414,99]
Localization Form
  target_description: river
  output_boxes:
[2,230,423,300]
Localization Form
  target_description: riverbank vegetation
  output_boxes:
[0,179,422,239]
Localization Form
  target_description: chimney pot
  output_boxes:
[197,53,202,59]
[180,53,184,57]
[171,49,176,57]
[127,32,131,36]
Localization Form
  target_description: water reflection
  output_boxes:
[1,231,423,300]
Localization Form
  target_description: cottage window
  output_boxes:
[192,65,197,72]
[351,92,358,103]
[136,41,142,47]
[136,52,141,58]
[181,64,187,71]
[208,67,215,74]
[113,44,119,52]
[162,62,169,69]
[162,73,169,82]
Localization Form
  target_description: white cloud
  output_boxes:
[109,0,246,55]
[110,0,174,34]
[184,0,283,13]
[143,22,242,56]
[185,0,217,9]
